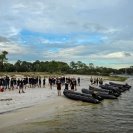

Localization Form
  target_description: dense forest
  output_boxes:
[0,51,133,75]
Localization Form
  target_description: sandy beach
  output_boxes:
[0,75,129,132]
[0,75,87,130]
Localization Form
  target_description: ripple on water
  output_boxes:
[42,86,133,133]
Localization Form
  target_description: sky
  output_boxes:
[0,0,133,69]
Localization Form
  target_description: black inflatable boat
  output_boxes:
[63,89,100,104]
[82,88,117,99]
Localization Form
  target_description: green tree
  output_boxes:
[70,61,77,70]
[89,63,94,69]
[0,50,8,71]
[33,60,41,72]
[14,60,22,72]
[4,63,15,72]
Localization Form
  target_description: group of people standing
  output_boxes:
[48,76,80,96]
[0,76,46,93]
[0,75,80,95]
[0,75,103,96]
[90,76,103,85]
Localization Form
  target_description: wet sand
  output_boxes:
[0,75,87,132]
[0,96,77,132]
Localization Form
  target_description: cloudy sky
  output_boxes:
[0,0,133,68]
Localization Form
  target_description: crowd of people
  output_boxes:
[0,76,46,93]
[0,76,81,95]
[0,75,102,96]
[48,77,80,96]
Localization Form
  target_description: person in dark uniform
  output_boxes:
[73,79,77,91]
[10,78,14,90]
[39,77,41,88]
[96,78,99,86]
[56,79,61,96]
[90,76,93,85]
[70,80,74,91]
[64,81,69,90]
[77,77,80,86]
[49,77,52,89]
[19,79,25,94]
[43,77,46,88]
[99,78,103,85]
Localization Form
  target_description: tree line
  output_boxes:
[0,51,133,75]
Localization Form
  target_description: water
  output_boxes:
[40,97,133,132]
[1,77,133,133]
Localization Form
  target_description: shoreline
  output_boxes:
[0,95,77,130]
[0,74,87,130]
[0,74,131,132]
[0,104,34,115]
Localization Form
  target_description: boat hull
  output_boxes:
[82,88,117,99]
[63,89,100,104]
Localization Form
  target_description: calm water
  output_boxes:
[2,77,133,133]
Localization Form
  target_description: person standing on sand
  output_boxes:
[96,78,99,86]
[10,78,14,90]
[56,79,61,96]
[73,79,77,91]
[70,79,75,91]
[19,79,25,94]
[13,78,17,89]
[99,78,103,85]
[49,77,52,89]
[39,77,41,88]
[64,81,69,90]
[5,76,10,90]
[77,77,80,86]
[90,76,93,85]
[43,77,46,88]
[92,78,96,85]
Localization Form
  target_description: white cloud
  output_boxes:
[0,0,131,35]
[43,45,88,61]
[0,42,28,55]
[102,52,131,59]
[0,0,133,68]
[8,27,21,37]
[42,41,133,68]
